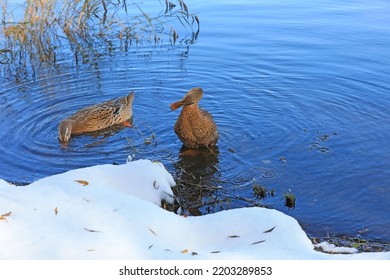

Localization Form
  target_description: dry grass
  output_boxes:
[0,0,199,78]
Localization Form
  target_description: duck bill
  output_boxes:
[170,100,184,110]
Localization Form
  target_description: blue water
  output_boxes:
[1,0,389,243]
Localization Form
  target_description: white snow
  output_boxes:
[0,159,389,260]
[314,241,358,254]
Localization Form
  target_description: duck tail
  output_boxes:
[127,91,135,102]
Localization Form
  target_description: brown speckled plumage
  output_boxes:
[170,88,218,148]
[58,91,134,142]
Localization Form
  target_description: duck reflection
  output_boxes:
[173,145,222,216]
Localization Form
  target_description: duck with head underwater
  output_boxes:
[58,91,134,142]
[170,87,218,149]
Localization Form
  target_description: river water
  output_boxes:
[1,0,389,244]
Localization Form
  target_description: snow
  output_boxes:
[314,241,358,254]
[0,159,389,260]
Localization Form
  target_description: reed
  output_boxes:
[0,0,199,78]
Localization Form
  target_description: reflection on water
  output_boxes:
[1,0,390,244]
[173,146,221,216]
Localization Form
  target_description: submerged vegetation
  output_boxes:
[0,0,199,79]
[252,178,275,200]
[283,190,296,209]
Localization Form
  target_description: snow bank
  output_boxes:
[0,160,389,260]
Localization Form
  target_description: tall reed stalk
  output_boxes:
[0,0,199,78]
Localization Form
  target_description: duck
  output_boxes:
[170,87,218,148]
[58,91,134,142]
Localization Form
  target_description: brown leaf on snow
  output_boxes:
[181,249,189,254]
[84,227,100,233]
[54,207,58,215]
[263,226,276,233]
[75,180,89,186]
[1,211,12,222]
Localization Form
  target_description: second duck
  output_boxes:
[58,91,134,142]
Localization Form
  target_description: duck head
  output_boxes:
[58,119,74,142]
[170,87,203,110]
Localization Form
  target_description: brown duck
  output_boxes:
[170,87,218,148]
[58,91,134,142]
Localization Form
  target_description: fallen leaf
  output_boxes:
[251,240,266,245]
[54,207,58,215]
[227,235,240,238]
[148,228,157,236]
[149,245,153,250]
[181,249,189,254]
[0,212,12,222]
[75,180,89,186]
[211,251,220,254]
[263,226,276,233]
[191,252,198,256]
[83,227,100,233]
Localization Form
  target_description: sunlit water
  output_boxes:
[1,0,390,243]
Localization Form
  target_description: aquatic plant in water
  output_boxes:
[0,0,199,79]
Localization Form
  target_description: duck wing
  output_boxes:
[191,109,218,138]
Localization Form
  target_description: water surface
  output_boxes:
[1,0,390,244]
